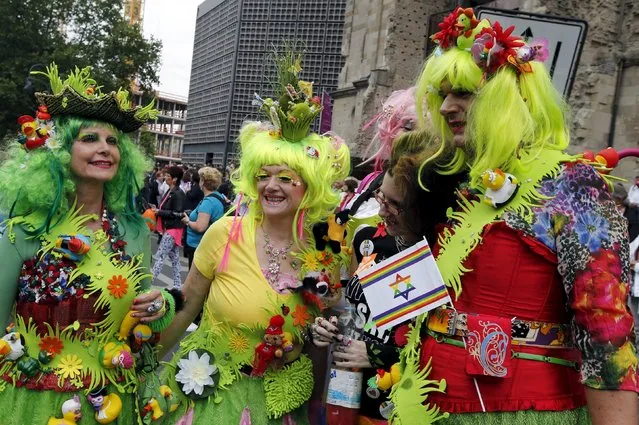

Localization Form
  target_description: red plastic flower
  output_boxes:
[107,274,129,298]
[39,335,64,356]
[292,304,311,327]
[431,7,463,48]
[572,249,634,346]
[477,22,525,74]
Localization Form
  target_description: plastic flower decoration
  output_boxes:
[257,41,323,142]
[39,335,64,356]
[107,275,128,298]
[292,304,311,327]
[56,354,83,379]
[473,22,525,74]
[431,8,464,48]
[228,332,249,354]
[175,350,218,396]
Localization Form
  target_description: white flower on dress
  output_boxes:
[175,350,217,395]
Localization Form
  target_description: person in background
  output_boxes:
[156,170,168,205]
[338,177,358,211]
[218,166,236,202]
[152,165,186,289]
[180,167,192,194]
[613,182,639,242]
[185,168,204,212]
[627,175,639,207]
[182,167,225,269]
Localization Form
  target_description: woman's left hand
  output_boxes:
[332,339,372,369]
[131,290,165,323]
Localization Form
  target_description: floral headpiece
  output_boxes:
[432,8,549,78]
[252,43,322,143]
[18,63,158,152]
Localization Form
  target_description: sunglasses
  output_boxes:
[374,189,404,215]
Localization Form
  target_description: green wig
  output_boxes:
[416,47,570,188]
[232,121,350,236]
[0,116,151,235]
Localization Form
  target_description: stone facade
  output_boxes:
[332,0,639,180]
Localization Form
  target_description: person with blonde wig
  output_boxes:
[387,8,638,425]
[158,45,350,424]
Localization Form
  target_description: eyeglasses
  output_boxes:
[374,189,404,215]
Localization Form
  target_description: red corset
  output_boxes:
[16,294,106,336]
[422,222,586,413]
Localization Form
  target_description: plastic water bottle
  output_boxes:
[326,304,363,425]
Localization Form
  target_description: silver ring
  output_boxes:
[314,316,323,326]
[147,299,163,313]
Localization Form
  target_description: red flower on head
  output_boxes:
[478,22,525,74]
[431,7,464,49]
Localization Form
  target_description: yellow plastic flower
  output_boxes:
[298,80,313,98]
[289,57,302,75]
[56,354,83,380]
[302,251,319,271]
[228,332,249,354]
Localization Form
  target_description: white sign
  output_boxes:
[477,7,588,97]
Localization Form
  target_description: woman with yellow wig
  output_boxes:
[388,8,638,425]
[158,46,350,424]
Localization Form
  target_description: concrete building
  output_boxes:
[134,92,187,163]
[182,0,347,168]
[332,0,639,180]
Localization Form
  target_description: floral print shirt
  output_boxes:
[503,162,638,391]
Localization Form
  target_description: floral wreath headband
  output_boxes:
[432,7,549,79]
[17,63,158,152]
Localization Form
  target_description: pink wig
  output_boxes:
[362,87,418,171]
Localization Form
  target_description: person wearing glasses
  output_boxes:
[312,126,461,424]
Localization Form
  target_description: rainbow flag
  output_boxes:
[358,239,450,330]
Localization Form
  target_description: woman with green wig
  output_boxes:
[387,7,639,425]
[0,64,179,424]
[158,48,351,424]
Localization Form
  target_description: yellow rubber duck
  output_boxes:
[87,388,123,424]
[47,395,82,425]
[160,385,180,413]
[100,341,134,369]
[143,398,164,421]
[481,169,519,208]
[374,363,401,391]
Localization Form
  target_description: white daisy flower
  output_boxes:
[45,137,62,150]
[175,351,217,395]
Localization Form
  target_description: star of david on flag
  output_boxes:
[357,239,450,330]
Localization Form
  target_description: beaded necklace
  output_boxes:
[262,229,293,289]
[100,208,130,262]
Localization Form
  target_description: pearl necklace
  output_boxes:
[262,229,293,288]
